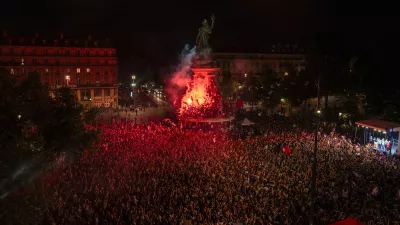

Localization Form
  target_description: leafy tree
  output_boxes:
[0,70,98,196]
[220,70,234,98]
[253,68,282,109]
[231,80,242,94]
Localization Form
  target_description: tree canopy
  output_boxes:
[0,68,98,178]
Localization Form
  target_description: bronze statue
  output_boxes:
[196,14,215,52]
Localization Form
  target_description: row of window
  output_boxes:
[215,55,305,60]
[0,48,115,57]
[80,89,112,101]
[10,67,116,75]
[220,62,305,70]
[0,58,117,66]
[51,76,112,86]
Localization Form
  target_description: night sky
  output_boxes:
[1,0,399,81]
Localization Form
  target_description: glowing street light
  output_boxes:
[317,110,321,114]
[339,112,342,116]
[65,75,70,85]
[284,72,289,76]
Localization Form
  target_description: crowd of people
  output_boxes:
[30,116,400,225]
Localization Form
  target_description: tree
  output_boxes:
[253,68,282,110]
[220,70,234,98]
[0,70,98,197]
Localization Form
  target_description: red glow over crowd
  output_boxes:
[27,116,400,225]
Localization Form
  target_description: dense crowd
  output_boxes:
[31,117,400,225]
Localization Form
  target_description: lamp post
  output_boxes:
[310,69,321,225]
[132,75,136,109]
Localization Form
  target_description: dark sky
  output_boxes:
[1,0,399,80]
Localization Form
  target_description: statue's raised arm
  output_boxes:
[196,14,215,53]
[210,14,215,32]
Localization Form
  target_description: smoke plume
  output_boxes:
[165,45,196,104]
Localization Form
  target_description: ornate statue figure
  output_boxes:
[196,14,215,52]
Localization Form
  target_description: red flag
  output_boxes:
[330,218,364,225]
[283,145,292,155]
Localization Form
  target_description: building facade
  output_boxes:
[213,51,306,82]
[0,33,118,108]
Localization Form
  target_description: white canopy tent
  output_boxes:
[241,118,255,126]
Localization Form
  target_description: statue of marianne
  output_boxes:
[196,14,215,52]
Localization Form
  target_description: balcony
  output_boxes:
[73,84,117,88]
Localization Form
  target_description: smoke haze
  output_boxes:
[164,45,196,104]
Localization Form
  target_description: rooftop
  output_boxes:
[0,32,114,48]
[356,119,400,131]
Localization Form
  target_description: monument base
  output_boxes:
[179,117,234,131]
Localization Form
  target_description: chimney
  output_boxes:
[60,33,64,39]
[3,30,7,37]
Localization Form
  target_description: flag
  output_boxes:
[330,218,364,225]
[283,145,292,155]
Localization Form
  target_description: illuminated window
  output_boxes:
[81,90,91,101]
[76,68,81,73]
[284,72,289,76]
[21,58,24,66]
[45,68,49,73]
[86,68,90,73]
[10,68,14,75]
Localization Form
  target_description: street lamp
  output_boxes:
[280,98,285,114]
[339,112,342,117]
[65,75,70,86]
[317,110,321,114]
